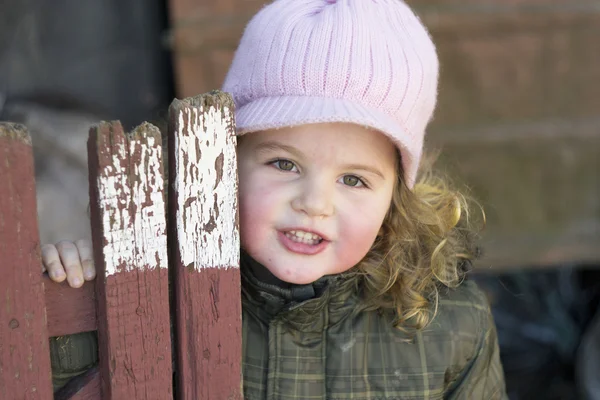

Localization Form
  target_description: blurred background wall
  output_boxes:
[0,0,173,243]
[0,0,172,128]
[1,0,599,399]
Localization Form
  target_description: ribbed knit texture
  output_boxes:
[223,0,439,188]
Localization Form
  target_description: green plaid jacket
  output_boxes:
[51,265,506,399]
[241,264,507,400]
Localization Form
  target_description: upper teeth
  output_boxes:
[289,230,322,240]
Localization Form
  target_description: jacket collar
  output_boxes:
[240,252,359,332]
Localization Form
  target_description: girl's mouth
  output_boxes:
[284,230,323,245]
[278,230,328,255]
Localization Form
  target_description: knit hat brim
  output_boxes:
[233,95,420,188]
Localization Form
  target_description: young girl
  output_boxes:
[44,0,507,398]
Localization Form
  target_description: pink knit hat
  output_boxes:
[222,0,439,188]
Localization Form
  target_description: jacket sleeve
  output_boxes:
[445,304,508,400]
[50,331,98,391]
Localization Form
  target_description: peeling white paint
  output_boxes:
[96,136,168,277]
[175,105,239,270]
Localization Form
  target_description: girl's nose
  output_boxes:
[291,178,335,219]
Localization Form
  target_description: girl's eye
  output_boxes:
[342,175,365,188]
[272,159,296,172]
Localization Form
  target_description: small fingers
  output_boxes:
[75,239,96,281]
[56,241,85,288]
[41,244,67,283]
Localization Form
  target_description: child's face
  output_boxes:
[237,123,397,284]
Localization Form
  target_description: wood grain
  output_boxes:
[88,121,173,399]
[168,91,242,399]
[0,122,54,399]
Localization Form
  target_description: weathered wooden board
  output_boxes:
[44,275,97,337]
[168,91,242,399]
[88,121,173,399]
[0,123,54,399]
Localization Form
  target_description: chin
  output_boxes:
[265,261,330,284]
[272,267,322,285]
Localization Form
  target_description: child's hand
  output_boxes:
[42,239,96,288]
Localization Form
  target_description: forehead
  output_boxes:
[238,123,398,166]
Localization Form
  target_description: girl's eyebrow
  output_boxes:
[254,141,303,158]
[341,164,385,180]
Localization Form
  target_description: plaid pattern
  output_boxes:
[49,332,98,391]
[50,267,506,399]
[241,266,507,400]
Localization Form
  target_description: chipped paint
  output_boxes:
[175,105,239,270]
[96,136,168,276]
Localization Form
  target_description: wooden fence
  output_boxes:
[0,91,242,399]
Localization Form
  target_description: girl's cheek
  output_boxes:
[239,182,279,229]
[339,207,385,246]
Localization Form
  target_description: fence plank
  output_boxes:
[88,121,173,399]
[44,275,97,337]
[0,123,54,399]
[168,91,242,399]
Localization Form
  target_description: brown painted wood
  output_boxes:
[88,121,173,399]
[168,92,242,400]
[54,367,102,400]
[43,274,97,337]
[0,123,54,399]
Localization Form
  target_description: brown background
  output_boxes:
[167,0,600,270]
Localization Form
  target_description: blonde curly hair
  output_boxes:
[355,155,484,332]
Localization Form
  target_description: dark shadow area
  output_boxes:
[474,266,600,400]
